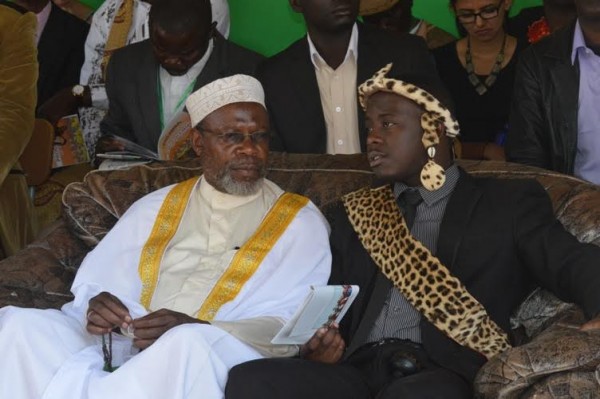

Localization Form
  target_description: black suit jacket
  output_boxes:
[100,35,264,151]
[329,168,600,382]
[258,23,439,153]
[506,21,580,175]
[37,3,89,107]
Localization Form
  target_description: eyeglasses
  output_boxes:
[456,1,504,24]
[202,130,271,146]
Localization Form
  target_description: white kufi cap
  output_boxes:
[185,74,266,128]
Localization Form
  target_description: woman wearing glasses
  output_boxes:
[433,0,523,160]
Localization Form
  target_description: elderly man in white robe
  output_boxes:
[0,75,331,399]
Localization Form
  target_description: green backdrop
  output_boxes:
[229,0,543,56]
[80,0,543,57]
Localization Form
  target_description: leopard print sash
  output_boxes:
[342,186,511,359]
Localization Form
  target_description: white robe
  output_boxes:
[0,177,331,399]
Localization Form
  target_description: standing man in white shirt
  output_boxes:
[258,0,439,154]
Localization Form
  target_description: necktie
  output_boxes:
[397,189,423,229]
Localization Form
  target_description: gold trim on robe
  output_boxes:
[138,179,309,320]
[197,192,308,320]
[138,177,199,309]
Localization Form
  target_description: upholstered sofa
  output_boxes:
[1,153,599,397]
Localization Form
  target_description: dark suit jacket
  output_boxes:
[100,35,264,152]
[506,21,579,175]
[258,23,439,153]
[330,168,600,382]
[37,3,89,107]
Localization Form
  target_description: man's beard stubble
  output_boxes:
[214,157,267,196]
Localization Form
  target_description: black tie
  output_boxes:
[397,189,423,229]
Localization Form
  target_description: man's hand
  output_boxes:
[94,135,126,154]
[131,309,208,350]
[580,316,600,331]
[86,292,133,335]
[37,86,91,126]
[483,143,506,161]
[299,324,345,364]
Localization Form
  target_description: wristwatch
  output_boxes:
[72,84,85,98]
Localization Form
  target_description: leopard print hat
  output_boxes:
[359,63,460,191]
[358,63,460,141]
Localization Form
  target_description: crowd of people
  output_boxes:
[1,0,599,397]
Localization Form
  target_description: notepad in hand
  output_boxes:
[271,285,359,345]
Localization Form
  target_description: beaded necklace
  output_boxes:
[465,34,507,95]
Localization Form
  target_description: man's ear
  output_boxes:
[289,0,303,13]
[191,128,204,157]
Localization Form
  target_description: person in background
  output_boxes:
[0,1,38,259]
[38,0,229,156]
[506,0,600,185]
[433,0,522,160]
[97,0,261,155]
[361,0,456,49]
[14,0,89,108]
[52,0,95,22]
[258,0,439,154]
[0,74,331,399]
[508,0,576,44]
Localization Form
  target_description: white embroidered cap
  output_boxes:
[185,74,266,128]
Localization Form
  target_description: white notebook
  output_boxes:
[271,285,359,345]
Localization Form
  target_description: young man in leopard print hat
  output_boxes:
[225,64,600,399]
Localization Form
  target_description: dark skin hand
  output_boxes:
[93,135,127,166]
[580,317,600,332]
[37,86,92,126]
[131,309,209,350]
[94,135,126,154]
[299,323,345,364]
[87,292,209,350]
[86,291,133,335]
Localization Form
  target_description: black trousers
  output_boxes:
[225,341,472,399]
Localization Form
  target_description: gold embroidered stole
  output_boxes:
[137,178,309,321]
[101,0,134,79]
[197,192,308,320]
[342,186,511,359]
[139,177,199,308]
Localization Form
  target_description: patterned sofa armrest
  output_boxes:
[0,219,87,308]
[475,307,600,398]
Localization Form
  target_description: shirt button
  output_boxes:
[337,139,344,145]
[335,106,342,112]
[393,306,401,312]
[334,75,340,80]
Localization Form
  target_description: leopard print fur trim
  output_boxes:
[358,63,460,138]
[342,186,511,359]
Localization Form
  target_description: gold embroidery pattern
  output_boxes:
[138,177,199,308]
[197,192,309,321]
[343,186,511,359]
